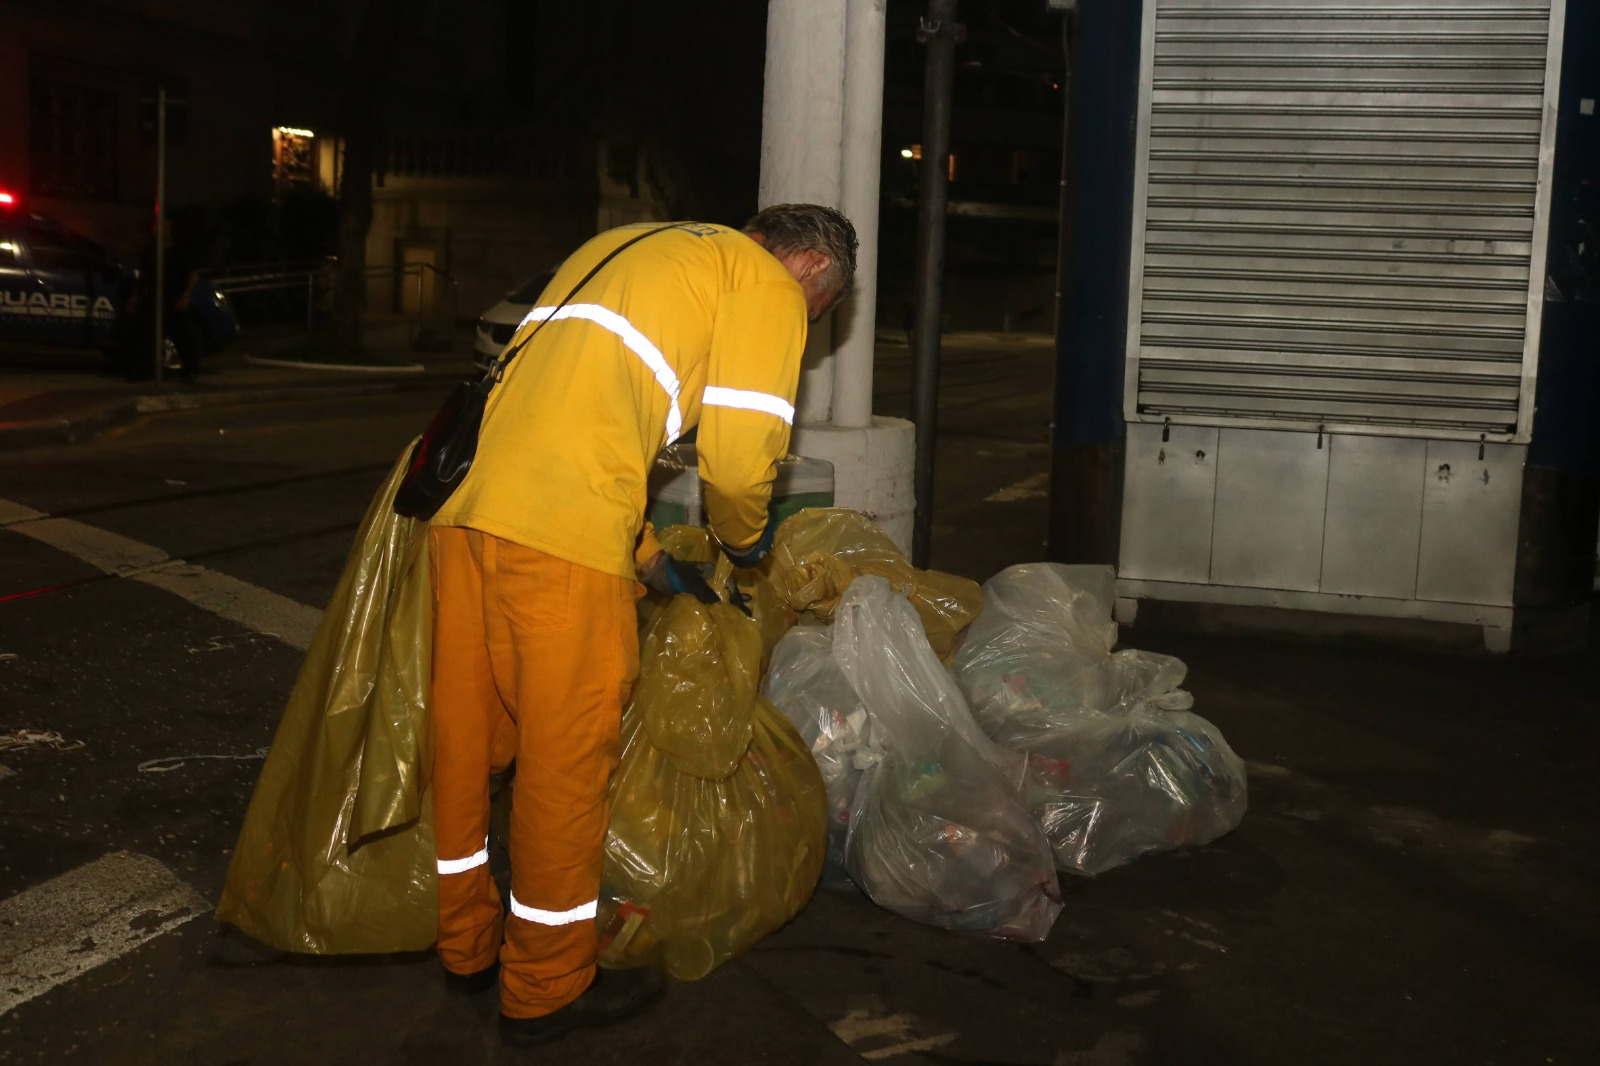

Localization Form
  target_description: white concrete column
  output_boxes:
[833,0,886,430]
[761,0,915,552]
[760,0,846,424]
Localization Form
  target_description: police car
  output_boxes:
[0,191,237,362]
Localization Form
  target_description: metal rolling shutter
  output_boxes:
[1124,0,1565,441]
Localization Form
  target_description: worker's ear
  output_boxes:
[801,252,832,283]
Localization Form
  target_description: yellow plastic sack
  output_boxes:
[766,508,982,659]
[599,594,828,981]
[653,524,796,661]
[217,445,437,954]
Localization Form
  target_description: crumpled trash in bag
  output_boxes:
[952,563,1247,877]
[763,626,883,886]
[819,576,1061,941]
[766,509,981,659]
[599,593,828,981]
[217,444,437,953]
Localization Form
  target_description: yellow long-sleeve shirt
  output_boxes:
[430,222,808,580]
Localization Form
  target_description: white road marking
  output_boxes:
[1,501,321,651]
[0,500,45,525]
[0,851,208,1016]
[138,564,319,650]
[985,471,1049,503]
[831,1010,918,1044]
[830,1008,959,1061]
[861,1035,959,1061]
[7,516,167,573]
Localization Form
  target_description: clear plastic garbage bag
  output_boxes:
[217,444,437,953]
[599,594,828,981]
[829,576,1061,941]
[952,563,1247,876]
[762,626,881,886]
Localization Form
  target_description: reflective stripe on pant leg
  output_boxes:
[484,541,639,1019]
[508,893,598,926]
[437,836,490,876]
[430,527,509,976]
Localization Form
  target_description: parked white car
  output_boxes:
[473,269,555,371]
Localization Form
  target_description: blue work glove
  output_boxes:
[722,516,776,570]
[642,552,719,605]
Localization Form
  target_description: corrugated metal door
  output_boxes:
[1123,0,1566,441]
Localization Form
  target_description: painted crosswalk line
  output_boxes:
[0,851,208,1016]
[1,500,321,650]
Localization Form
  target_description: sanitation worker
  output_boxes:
[426,204,857,1047]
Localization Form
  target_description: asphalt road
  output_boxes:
[1,342,1597,1065]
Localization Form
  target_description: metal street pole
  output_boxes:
[909,0,959,568]
[1052,1,1078,339]
[152,84,166,385]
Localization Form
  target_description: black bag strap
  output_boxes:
[487,222,688,384]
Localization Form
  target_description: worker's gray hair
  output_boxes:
[744,203,858,297]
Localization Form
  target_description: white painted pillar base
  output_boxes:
[792,416,916,553]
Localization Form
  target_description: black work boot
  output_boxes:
[499,965,667,1047]
[443,960,499,996]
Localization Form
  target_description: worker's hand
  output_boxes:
[640,551,719,605]
[725,581,754,620]
[721,516,776,570]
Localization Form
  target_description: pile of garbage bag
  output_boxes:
[219,482,1244,970]
[952,564,1248,876]
[599,509,995,970]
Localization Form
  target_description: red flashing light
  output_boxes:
[0,192,14,205]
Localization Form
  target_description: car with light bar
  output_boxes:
[0,190,238,366]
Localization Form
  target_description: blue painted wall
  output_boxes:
[1528,0,1600,477]
[1051,0,1144,451]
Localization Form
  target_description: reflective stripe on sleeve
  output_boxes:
[702,386,795,425]
[519,303,684,442]
[508,892,598,927]
[437,837,489,875]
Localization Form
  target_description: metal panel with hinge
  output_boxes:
[1124,0,1567,442]
[1416,440,1525,605]
[1119,422,1220,582]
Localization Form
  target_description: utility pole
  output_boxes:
[909,0,960,568]
[152,84,167,384]
[1050,0,1077,339]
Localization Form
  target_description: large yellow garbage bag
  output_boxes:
[217,446,437,954]
[598,595,828,981]
[766,508,982,658]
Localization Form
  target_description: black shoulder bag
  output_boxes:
[394,224,684,519]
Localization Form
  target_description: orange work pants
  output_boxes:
[429,526,639,1018]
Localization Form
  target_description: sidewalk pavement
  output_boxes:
[0,341,474,451]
